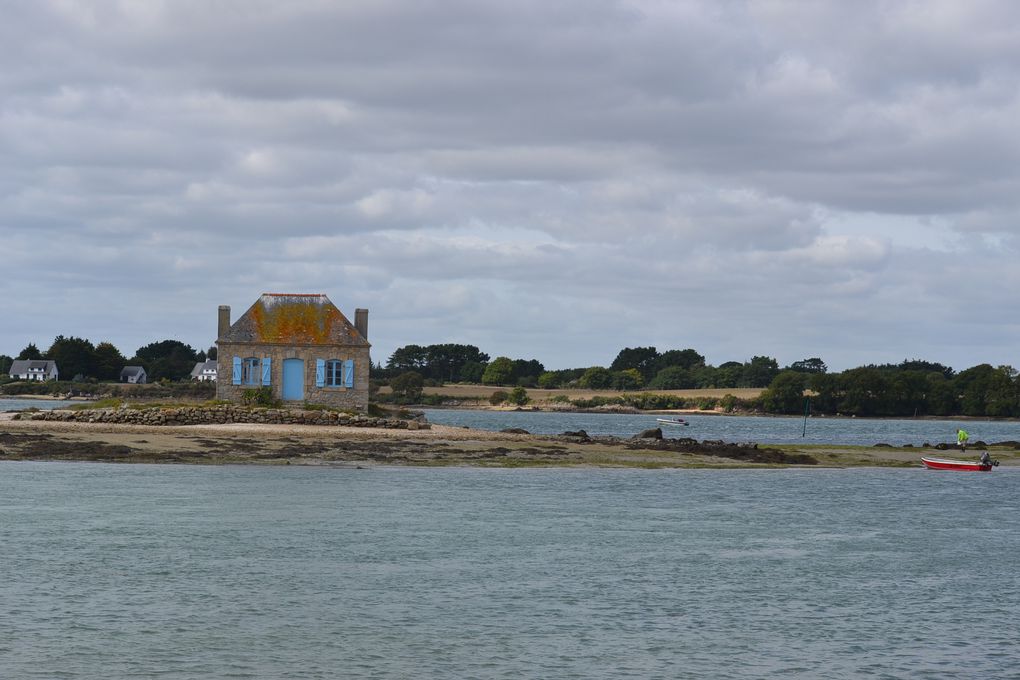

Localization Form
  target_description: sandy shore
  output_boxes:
[3,413,1017,468]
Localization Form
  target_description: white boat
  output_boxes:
[656,417,689,427]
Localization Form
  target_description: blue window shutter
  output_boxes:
[232,357,242,385]
[344,359,355,388]
[315,359,325,388]
[262,358,272,386]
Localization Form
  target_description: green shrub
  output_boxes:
[508,386,530,406]
[489,390,510,405]
[241,386,280,408]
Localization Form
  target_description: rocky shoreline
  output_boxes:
[2,404,1018,469]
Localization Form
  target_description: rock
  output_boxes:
[634,428,663,440]
[501,428,530,434]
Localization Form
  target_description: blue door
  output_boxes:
[282,359,304,401]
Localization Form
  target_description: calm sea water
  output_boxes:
[423,409,1020,447]
[1,462,1017,679]
[0,398,83,411]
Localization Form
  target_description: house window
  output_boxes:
[242,357,260,385]
[326,359,344,387]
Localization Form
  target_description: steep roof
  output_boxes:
[190,360,217,377]
[219,293,369,346]
[9,359,57,374]
[120,366,146,378]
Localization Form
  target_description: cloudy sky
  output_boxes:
[3,1,1019,372]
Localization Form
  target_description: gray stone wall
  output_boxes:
[25,405,426,429]
[216,343,371,412]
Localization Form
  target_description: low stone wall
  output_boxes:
[24,406,429,430]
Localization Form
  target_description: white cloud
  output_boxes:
[3,1,1020,371]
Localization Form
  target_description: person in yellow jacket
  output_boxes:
[956,428,969,452]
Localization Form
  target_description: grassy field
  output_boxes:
[380,384,764,402]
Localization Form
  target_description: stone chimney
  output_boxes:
[354,308,368,340]
[218,305,231,339]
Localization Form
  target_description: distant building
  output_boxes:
[190,359,218,382]
[120,366,148,384]
[9,359,59,381]
[215,293,370,411]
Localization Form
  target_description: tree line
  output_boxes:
[761,360,1020,418]
[1,337,216,383]
[381,344,1020,418]
[378,343,801,390]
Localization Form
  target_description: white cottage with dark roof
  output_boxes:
[120,366,148,384]
[9,360,59,381]
[215,293,370,411]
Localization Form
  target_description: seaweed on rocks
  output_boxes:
[624,436,817,465]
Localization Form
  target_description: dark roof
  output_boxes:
[120,366,146,377]
[190,360,217,376]
[219,293,369,346]
[9,359,57,374]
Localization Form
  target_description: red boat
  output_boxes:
[921,456,994,472]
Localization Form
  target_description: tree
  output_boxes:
[612,368,644,390]
[47,335,97,380]
[714,361,743,388]
[899,359,953,379]
[511,359,544,387]
[954,364,998,417]
[460,361,486,383]
[787,358,827,374]
[93,342,127,382]
[386,345,428,374]
[610,347,660,381]
[537,371,562,389]
[656,349,706,373]
[207,346,218,360]
[134,339,199,381]
[508,386,531,406]
[648,366,695,390]
[481,357,514,385]
[985,365,1020,417]
[579,366,613,389]
[740,356,780,388]
[0,354,12,375]
[762,371,808,414]
[390,371,424,403]
[425,344,490,382]
[17,343,42,360]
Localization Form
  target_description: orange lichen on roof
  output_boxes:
[249,297,344,344]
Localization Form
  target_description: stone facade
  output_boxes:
[216,343,370,411]
[215,293,371,412]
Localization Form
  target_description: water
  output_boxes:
[0,397,86,411]
[2,463,1018,678]
[423,408,1020,447]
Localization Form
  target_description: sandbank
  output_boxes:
[3,413,1017,469]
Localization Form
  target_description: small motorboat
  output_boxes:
[921,456,997,471]
[656,417,689,427]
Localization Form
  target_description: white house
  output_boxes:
[190,359,218,382]
[120,366,147,384]
[9,360,59,381]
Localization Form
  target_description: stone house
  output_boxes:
[215,293,370,411]
[8,359,59,381]
[120,366,148,384]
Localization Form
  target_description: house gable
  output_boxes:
[215,293,371,412]
[220,293,368,347]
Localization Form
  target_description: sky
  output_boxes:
[3,1,1020,372]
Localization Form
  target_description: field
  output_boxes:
[398,384,764,402]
